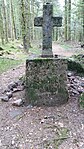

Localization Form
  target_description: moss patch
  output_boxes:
[26,58,68,106]
[67,54,84,74]
[0,58,22,74]
[79,93,84,108]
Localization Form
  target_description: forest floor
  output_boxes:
[0,41,84,149]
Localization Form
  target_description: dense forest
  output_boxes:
[0,0,84,51]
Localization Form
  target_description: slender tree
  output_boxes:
[20,0,31,51]
[64,0,68,40]
[82,0,84,40]
[10,0,17,40]
[68,0,71,40]
[0,7,4,44]
[3,0,8,43]
[30,0,34,40]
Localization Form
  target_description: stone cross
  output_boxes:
[34,3,62,57]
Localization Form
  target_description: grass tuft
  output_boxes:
[0,58,22,74]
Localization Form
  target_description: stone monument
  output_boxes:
[34,2,62,57]
[25,3,68,106]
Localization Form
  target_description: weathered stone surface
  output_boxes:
[52,17,62,27]
[34,3,62,57]
[0,52,4,56]
[6,92,12,99]
[9,109,23,118]
[67,71,84,96]
[12,99,23,107]
[0,96,9,102]
[8,82,17,91]
[67,55,84,74]
[81,83,84,87]
[12,86,24,93]
[34,17,43,26]
[25,58,68,106]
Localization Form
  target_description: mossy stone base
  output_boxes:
[67,58,84,74]
[25,58,68,106]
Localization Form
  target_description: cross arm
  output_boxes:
[52,17,62,27]
[34,17,43,27]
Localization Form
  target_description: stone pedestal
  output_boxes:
[25,58,68,106]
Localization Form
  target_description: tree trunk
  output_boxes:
[64,0,68,41]
[0,10,4,45]
[56,27,58,41]
[82,0,84,40]
[30,0,34,40]
[26,0,31,49]
[68,0,71,40]
[3,0,8,43]
[20,0,31,51]
[10,0,17,40]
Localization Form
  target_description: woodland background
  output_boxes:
[0,0,84,51]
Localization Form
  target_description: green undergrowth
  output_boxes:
[0,40,42,74]
[44,127,68,149]
[0,40,28,60]
[29,47,41,55]
[79,93,84,108]
[60,43,72,50]
[0,40,28,73]
[67,54,84,74]
[0,58,22,74]
[0,41,20,53]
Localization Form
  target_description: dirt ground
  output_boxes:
[52,41,84,57]
[0,42,84,149]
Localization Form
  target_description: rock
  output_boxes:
[81,44,84,48]
[72,89,79,95]
[4,88,11,93]
[12,88,19,93]
[6,92,12,99]
[58,122,64,127]
[44,116,48,119]
[74,78,79,83]
[26,104,33,109]
[13,86,24,93]
[80,83,84,87]
[22,81,25,86]
[0,96,9,102]
[9,109,23,118]
[8,82,18,91]
[70,76,75,81]
[78,142,84,147]
[11,140,15,146]
[40,119,45,124]
[49,146,53,149]
[6,126,10,131]
[13,81,18,86]
[12,99,23,107]
[67,72,72,77]
[78,87,84,93]
[0,140,2,146]
[0,52,4,56]
[70,84,77,90]
[67,83,71,87]
[0,47,4,51]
